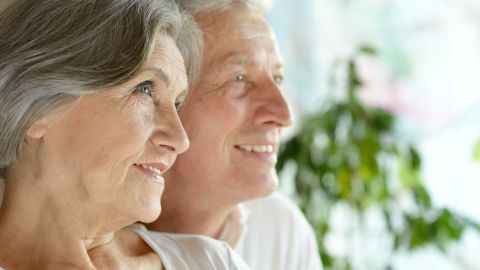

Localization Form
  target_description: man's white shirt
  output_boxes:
[235,193,323,270]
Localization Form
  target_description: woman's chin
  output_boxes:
[137,202,162,223]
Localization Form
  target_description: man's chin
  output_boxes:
[241,172,278,201]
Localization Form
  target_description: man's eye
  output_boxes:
[273,75,284,85]
[134,81,154,97]
[234,74,246,82]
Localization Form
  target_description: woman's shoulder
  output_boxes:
[128,224,250,270]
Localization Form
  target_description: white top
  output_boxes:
[129,224,251,270]
[235,193,324,270]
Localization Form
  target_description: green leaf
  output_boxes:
[409,147,421,170]
[413,186,432,209]
[358,45,377,55]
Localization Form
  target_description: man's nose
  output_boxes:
[253,78,294,128]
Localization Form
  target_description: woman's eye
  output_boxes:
[234,74,246,82]
[134,81,154,98]
[175,101,182,111]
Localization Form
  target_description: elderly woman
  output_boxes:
[0,0,249,269]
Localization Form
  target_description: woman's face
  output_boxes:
[27,33,189,225]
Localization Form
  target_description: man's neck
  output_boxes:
[146,201,236,239]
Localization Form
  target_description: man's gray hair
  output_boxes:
[0,0,202,174]
[173,0,271,15]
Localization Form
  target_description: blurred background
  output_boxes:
[266,0,480,269]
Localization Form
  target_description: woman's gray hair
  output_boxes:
[172,0,271,15]
[0,0,202,174]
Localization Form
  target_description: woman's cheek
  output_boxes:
[121,105,156,149]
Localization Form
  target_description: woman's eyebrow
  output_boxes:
[142,67,171,87]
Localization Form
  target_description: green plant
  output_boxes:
[277,48,480,269]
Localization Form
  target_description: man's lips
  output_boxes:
[234,143,278,165]
[234,144,276,154]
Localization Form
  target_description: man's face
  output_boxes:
[163,5,293,205]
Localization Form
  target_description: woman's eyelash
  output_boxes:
[134,81,155,98]
[175,101,182,111]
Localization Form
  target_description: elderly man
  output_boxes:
[147,1,323,269]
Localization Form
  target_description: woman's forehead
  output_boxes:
[147,34,188,90]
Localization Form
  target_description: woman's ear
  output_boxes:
[26,118,48,139]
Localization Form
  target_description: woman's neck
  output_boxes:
[0,174,117,269]
[0,178,162,270]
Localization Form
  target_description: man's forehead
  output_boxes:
[215,14,268,38]
[230,56,284,69]
[208,36,283,63]
[205,45,283,71]
[206,27,280,63]
[198,5,282,71]
[197,4,269,37]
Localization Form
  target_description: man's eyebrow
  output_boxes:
[229,58,284,71]
[274,62,284,71]
[142,67,170,87]
[230,58,257,66]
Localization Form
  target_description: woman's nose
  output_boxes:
[149,106,190,154]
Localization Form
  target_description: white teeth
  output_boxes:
[137,164,164,184]
[253,145,265,152]
[139,164,162,175]
[238,145,274,153]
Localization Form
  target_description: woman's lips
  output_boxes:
[134,163,165,185]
